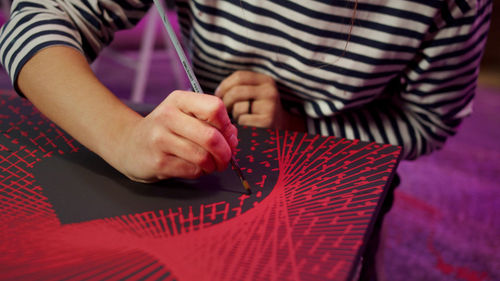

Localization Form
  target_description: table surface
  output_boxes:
[0,92,401,281]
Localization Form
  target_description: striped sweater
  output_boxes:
[0,0,493,160]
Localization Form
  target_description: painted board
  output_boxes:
[0,93,401,281]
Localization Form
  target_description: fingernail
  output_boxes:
[215,86,220,96]
[229,134,238,149]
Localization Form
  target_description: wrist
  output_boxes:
[95,105,143,173]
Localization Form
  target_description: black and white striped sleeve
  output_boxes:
[307,0,492,160]
[0,0,151,94]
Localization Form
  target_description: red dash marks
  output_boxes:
[246,155,254,162]
[231,194,251,216]
[256,174,267,188]
[260,160,271,167]
[206,201,230,221]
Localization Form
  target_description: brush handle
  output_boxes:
[152,0,202,93]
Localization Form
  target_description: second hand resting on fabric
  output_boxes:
[215,70,306,133]
[16,46,304,184]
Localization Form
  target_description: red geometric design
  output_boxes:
[0,93,401,281]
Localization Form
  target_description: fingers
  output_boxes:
[235,99,274,128]
[215,70,273,98]
[232,100,252,122]
[237,114,272,128]
[167,91,238,151]
[214,71,282,129]
[219,83,278,117]
[169,90,230,129]
[218,84,255,111]
[161,91,237,170]
[167,107,232,172]
[215,71,275,109]
[152,127,217,176]
[148,156,203,180]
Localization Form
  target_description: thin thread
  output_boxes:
[273,1,359,70]
[343,0,358,58]
[319,0,358,69]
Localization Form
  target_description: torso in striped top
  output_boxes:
[0,0,493,159]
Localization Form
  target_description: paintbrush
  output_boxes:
[152,0,251,195]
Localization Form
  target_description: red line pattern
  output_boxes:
[0,94,401,281]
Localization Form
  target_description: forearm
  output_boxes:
[17,46,141,167]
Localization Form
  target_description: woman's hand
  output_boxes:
[116,91,238,183]
[18,46,237,184]
[215,70,306,132]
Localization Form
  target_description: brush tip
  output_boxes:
[243,180,251,195]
